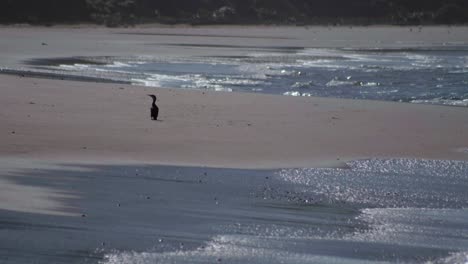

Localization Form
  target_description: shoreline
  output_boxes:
[2,68,468,109]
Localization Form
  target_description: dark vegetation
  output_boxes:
[1,0,467,26]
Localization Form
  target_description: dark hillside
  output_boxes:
[0,0,89,24]
[1,0,467,25]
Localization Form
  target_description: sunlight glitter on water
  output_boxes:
[98,159,468,264]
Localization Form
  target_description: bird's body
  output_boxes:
[148,94,159,120]
[151,105,159,120]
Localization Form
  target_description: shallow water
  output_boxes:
[1,158,467,264]
[16,45,468,107]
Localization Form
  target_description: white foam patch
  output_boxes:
[292,81,315,89]
[343,54,382,63]
[133,72,257,91]
[427,251,468,264]
[236,64,275,79]
[181,77,233,92]
[298,59,347,69]
[100,235,370,264]
[374,89,399,95]
[411,98,468,107]
[359,81,380,87]
[53,64,136,82]
[326,79,355,87]
[203,77,265,86]
[131,74,194,88]
[128,60,148,65]
[58,64,90,70]
[326,78,380,87]
[284,91,312,97]
[105,61,134,68]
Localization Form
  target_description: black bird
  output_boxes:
[147,94,159,120]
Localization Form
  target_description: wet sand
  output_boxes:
[1,161,467,264]
[1,25,468,68]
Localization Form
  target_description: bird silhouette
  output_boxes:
[147,94,159,120]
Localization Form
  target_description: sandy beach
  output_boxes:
[1,24,468,211]
[1,25,468,264]
[1,25,467,168]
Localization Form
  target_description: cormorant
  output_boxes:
[147,94,159,120]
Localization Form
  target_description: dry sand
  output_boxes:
[1,74,467,169]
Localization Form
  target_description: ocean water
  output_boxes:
[22,44,468,106]
[1,159,468,264]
